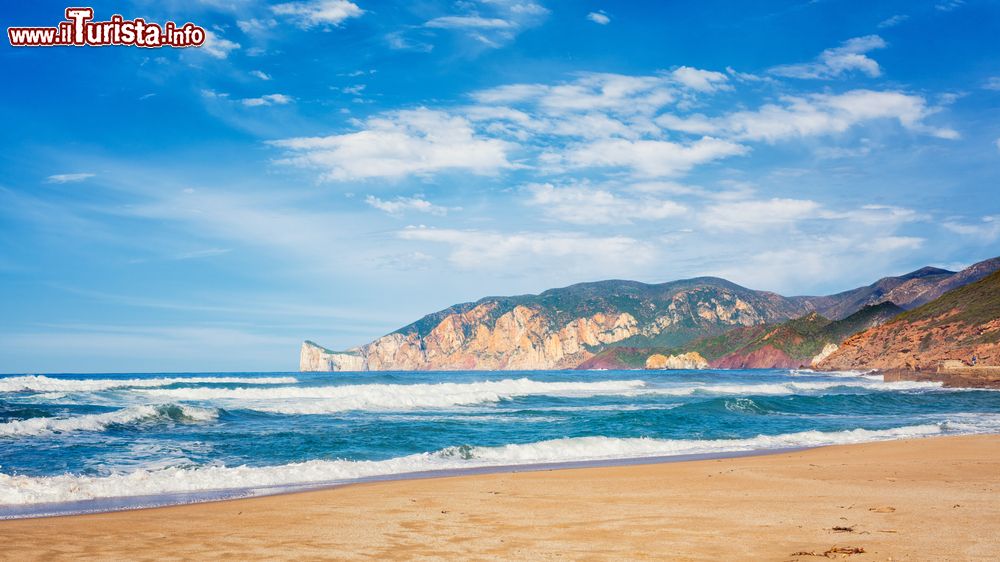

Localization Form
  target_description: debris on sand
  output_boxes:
[791,545,866,558]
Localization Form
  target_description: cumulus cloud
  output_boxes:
[586,11,610,25]
[472,73,676,115]
[201,30,240,59]
[416,1,548,50]
[250,70,272,80]
[700,198,821,232]
[671,67,730,92]
[271,109,512,180]
[241,93,293,107]
[658,90,958,142]
[271,0,363,28]
[862,236,924,252]
[425,16,512,29]
[770,35,887,79]
[398,226,654,270]
[935,0,964,12]
[524,183,686,224]
[559,137,748,177]
[877,14,909,28]
[365,195,450,216]
[46,173,95,184]
[943,215,1000,242]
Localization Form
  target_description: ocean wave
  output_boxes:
[139,378,648,414]
[636,379,943,397]
[0,375,298,393]
[0,423,948,506]
[133,378,947,415]
[0,404,218,437]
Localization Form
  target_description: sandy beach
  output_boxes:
[0,435,996,561]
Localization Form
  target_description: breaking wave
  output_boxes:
[0,405,218,437]
[139,378,648,414]
[0,423,949,506]
[131,378,946,415]
[0,375,298,393]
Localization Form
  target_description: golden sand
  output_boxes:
[2,434,998,561]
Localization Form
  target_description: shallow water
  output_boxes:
[1,369,998,517]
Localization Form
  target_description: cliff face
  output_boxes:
[645,352,708,370]
[818,270,1000,371]
[674,303,903,370]
[303,277,818,371]
[362,304,641,370]
[299,341,365,372]
[302,256,1000,372]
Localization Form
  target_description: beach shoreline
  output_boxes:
[2,434,998,560]
[0,446,806,521]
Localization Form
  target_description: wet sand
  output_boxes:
[1,434,998,561]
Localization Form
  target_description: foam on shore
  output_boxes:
[0,423,954,506]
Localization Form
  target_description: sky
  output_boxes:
[1,0,998,373]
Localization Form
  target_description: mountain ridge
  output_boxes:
[301,256,1000,371]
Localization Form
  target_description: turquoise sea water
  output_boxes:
[1,369,998,517]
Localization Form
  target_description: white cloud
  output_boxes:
[271,108,512,180]
[272,0,363,28]
[365,195,450,216]
[770,35,886,79]
[877,14,909,28]
[560,137,748,177]
[425,16,512,29]
[935,0,964,12]
[943,215,1000,242]
[524,183,687,224]
[586,11,610,25]
[473,73,675,115]
[241,93,293,107]
[398,226,655,270]
[237,18,278,35]
[985,77,1000,91]
[862,236,924,252]
[671,67,729,92]
[250,70,272,81]
[701,198,821,232]
[201,30,240,59]
[46,173,95,184]
[716,90,957,142]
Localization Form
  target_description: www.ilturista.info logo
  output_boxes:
[7,8,206,49]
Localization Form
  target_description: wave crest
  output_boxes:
[0,423,948,506]
[0,375,298,393]
[0,404,218,437]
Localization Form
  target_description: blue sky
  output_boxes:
[1,0,998,373]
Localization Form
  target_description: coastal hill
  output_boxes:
[818,268,1000,371]
[301,256,1000,371]
[577,302,903,371]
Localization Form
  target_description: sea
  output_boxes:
[1,368,999,518]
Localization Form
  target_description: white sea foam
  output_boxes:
[133,377,946,415]
[0,423,953,506]
[0,375,298,393]
[0,405,218,437]
[634,379,943,397]
[139,378,649,414]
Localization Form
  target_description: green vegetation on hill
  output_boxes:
[889,269,1000,344]
[678,301,904,363]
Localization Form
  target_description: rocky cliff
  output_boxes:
[302,277,819,371]
[645,352,709,370]
[301,256,1000,372]
[684,303,904,369]
[818,269,1000,371]
[299,341,365,372]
